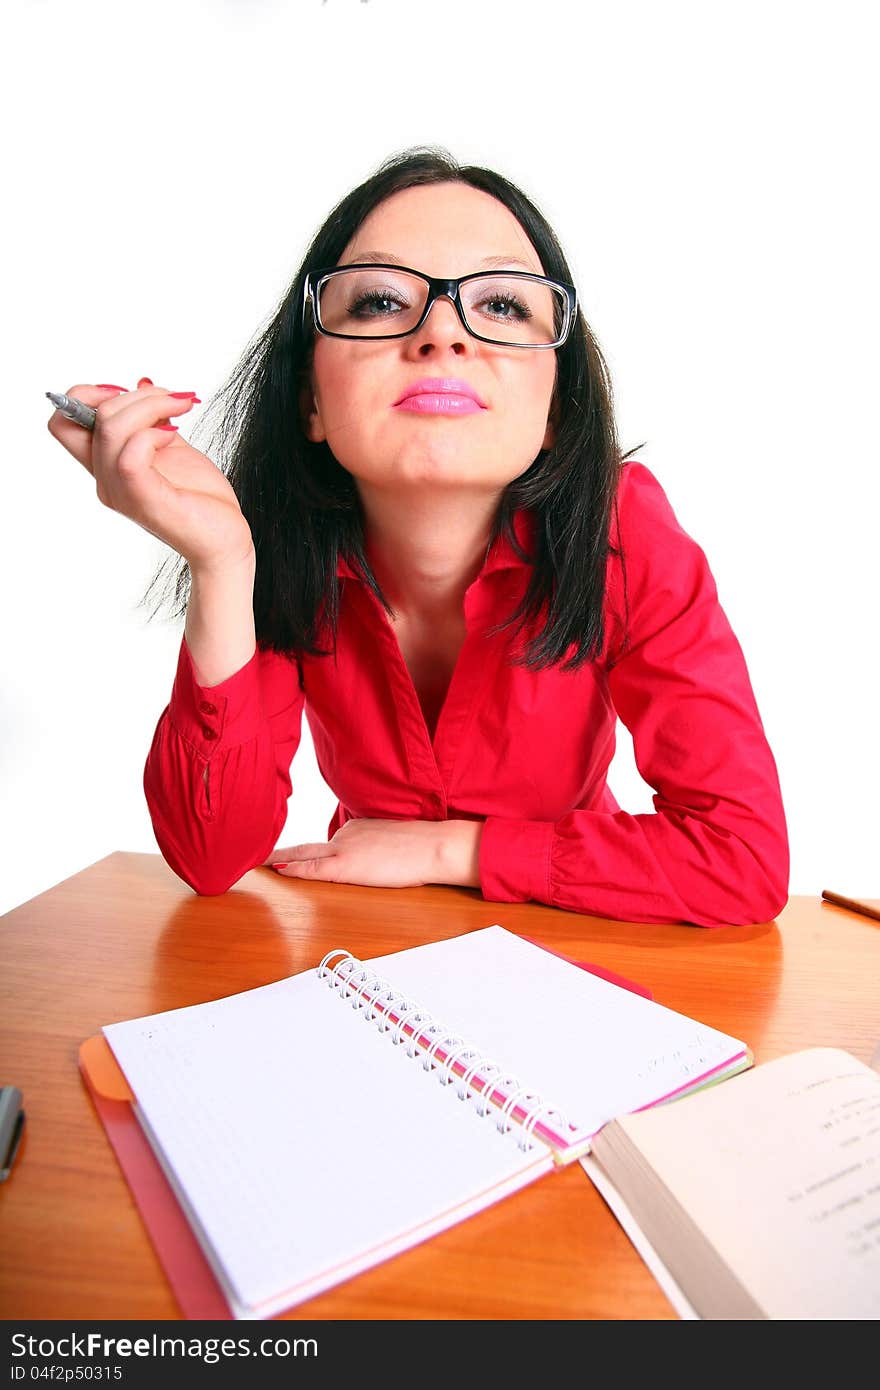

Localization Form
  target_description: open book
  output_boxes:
[583,1046,880,1319]
[83,925,751,1319]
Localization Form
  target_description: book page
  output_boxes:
[103,968,551,1316]
[593,1047,880,1319]
[370,925,749,1144]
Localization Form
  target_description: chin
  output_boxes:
[335,431,535,492]
[390,469,481,492]
[396,430,523,480]
[394,455,513,489]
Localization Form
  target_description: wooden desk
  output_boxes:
[1,853,878,1321]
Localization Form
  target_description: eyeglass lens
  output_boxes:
[318,268,565,345]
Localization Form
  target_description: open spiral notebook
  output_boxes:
[80,925,750,1319]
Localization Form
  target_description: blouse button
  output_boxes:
[202,726,218,741]
[199,700,218,716]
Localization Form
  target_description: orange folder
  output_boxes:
[79,951,652,1320]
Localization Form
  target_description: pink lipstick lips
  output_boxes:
[392,377,487,415]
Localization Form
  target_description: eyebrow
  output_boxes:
[342,251,542,273]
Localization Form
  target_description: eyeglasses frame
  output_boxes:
[302,263,578,350]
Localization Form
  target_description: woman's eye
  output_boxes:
[349,290,408,318]
[478,293,531,321]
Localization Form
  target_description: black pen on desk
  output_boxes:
[0,1085,25,1181]
[821,889,880,924]
[46,390,97,430]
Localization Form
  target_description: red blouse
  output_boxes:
[143,462,789,925]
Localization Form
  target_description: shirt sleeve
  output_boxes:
[143,636,305,895]
[479,463,790,926]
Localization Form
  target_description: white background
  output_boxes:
[3,0,877,917]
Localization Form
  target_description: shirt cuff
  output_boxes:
[479,816,556,904]
[167,637,264,757]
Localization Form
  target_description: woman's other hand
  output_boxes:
[266,818,483,890]
[47,381,254,572]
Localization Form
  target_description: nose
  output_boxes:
[406,293,472,357]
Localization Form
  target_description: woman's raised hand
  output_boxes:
[47,380,254,573]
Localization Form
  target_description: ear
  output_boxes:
[299,373,326,444]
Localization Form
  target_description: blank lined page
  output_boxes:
[103,965,550,1315]
[370,926,748,1140]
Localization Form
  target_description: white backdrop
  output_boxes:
[3,0,877,916]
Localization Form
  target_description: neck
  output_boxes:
[359,486,499,618]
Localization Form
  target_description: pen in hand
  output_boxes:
[45,391,97,431]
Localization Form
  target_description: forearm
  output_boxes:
[144,718,292,896]
[144,636,305,895]
[184,549,257,687]
[479,803,790,926]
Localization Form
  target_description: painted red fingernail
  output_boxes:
[271,863,288,871]
[96,383,127,391]
[138,377,153,386]
[168,391,199,399]
[157,424,179,432]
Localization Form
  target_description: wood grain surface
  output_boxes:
[1,853,877,1321]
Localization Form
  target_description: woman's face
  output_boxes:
[303,182,559,498]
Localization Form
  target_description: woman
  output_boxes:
[47,147,789,926]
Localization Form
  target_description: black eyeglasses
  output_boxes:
[303,263,577,350]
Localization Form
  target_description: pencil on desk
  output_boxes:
[821,890,880,924]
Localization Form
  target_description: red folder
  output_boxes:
[80,1034,231,1319]
[79,948,652,1320]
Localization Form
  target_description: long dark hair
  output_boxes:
[145,145,638,669]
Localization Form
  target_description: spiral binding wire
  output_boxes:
[497,1084,538,1134]
[317,947,575,1152]
[391,1002,424,1047]
[439,1040,478,1086]
[423,1027,464,1071]
[471,1062,505,1118]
